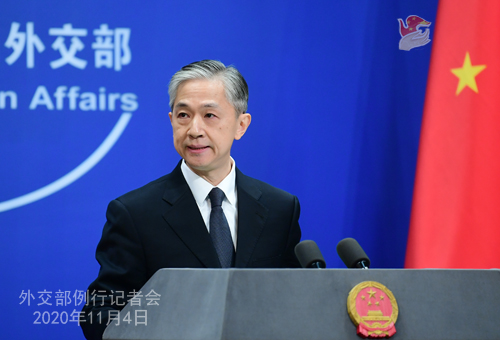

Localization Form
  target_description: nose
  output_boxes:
[187,114,205,138]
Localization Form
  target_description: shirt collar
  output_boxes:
[181,158,237,206]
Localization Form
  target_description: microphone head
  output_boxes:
[336,238,371,268]
[294,240,326,268]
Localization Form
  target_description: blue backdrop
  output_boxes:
[1,1,437,339]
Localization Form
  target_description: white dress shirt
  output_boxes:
[180,158,238,249]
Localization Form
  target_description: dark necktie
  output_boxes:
[209,187,234,268]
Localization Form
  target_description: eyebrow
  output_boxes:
[203,103,219,108]
[175,101,219,109]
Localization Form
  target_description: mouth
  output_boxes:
[187,145,209,153]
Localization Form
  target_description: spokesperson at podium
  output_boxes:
[81,60,302,340]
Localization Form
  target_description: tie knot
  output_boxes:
[209,187,225,207]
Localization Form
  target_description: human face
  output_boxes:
[169,79,251,184]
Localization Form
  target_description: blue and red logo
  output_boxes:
[398,15,432,51]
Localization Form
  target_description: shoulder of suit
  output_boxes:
[237,169,297,202]
[113,169,179,208]
[113,161,182,202]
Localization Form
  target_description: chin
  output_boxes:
[185,158,211,170]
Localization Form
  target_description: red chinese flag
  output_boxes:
[406,0,500,268]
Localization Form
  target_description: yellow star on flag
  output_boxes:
[450,52,486,95]
[367,289,376,299]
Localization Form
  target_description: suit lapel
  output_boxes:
[161,162,221,268]
[234,169,269,268]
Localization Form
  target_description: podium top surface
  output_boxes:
[103,268,500,340]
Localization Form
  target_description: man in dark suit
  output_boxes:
[81,60,301,340]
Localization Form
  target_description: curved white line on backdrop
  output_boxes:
[0,112,133,213]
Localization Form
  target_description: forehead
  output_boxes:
[174,78,228,109]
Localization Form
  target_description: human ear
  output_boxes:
[234,113,251,140]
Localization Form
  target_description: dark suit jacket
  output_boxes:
[81,161,301,340]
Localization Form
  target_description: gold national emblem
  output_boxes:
[347,281,399,338]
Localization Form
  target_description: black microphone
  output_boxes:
[336,238,370,269]
[294,240,326,268]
